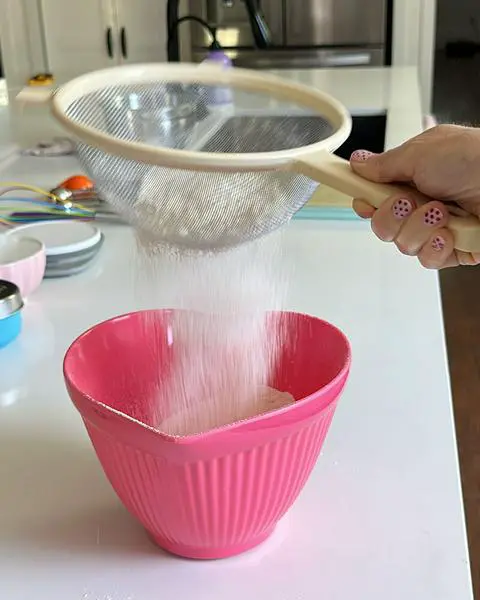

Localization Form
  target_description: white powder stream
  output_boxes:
[134,230,292,436]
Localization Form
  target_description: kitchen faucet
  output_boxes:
[166,0,272,62]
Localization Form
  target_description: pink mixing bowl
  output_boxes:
[0,236,46,297]
[64,310,351,560]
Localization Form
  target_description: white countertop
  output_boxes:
[0,67,474,599]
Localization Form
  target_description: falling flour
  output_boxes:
[134,230,291,436]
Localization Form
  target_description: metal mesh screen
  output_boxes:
[66,81,334,250]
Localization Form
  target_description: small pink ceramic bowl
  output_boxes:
[0,236,46,297]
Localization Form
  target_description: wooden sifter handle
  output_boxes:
[295,151,480,254]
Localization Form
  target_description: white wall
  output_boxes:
[436,0,480,48]
[393,0,436,113]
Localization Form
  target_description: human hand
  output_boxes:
[350,124,480,268]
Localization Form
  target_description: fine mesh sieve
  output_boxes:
[61,75,338,250]
[45,63,480,253]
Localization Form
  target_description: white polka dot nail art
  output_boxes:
[392,198,413,220]
[424,207,444,226]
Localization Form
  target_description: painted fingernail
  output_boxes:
[392,198,414,220]
[424,207,444,226]
[350,149,374,162]
[432,235,446,252]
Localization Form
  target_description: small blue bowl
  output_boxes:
[0,280,23,348]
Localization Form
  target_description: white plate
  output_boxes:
[44,234,104,277]
[6,221,101,257]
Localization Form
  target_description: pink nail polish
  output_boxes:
[424,207,444,226]
[350,149,374,162]
[432,235,445,252]
[392,198,413,220]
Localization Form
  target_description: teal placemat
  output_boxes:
[294,206,361,221]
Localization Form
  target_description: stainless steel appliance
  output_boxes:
[185,0,392,69]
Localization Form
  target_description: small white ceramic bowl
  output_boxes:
[0,236,46,297]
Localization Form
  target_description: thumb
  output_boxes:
[350,145,416,184]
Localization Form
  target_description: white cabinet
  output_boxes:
[114,0,167,65]
[40,0,115,80]
[39,0,167,82]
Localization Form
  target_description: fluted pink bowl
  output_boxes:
[0,236,46,297]
[64,310,351,560]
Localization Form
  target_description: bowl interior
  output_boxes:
[0,236,44,266]
[64,310,350,428]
